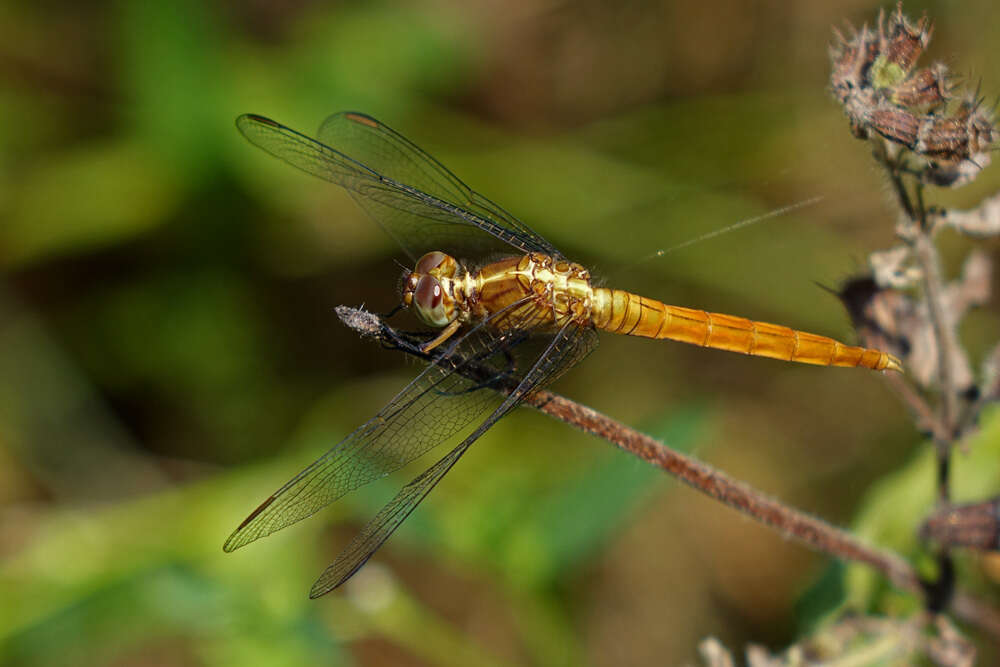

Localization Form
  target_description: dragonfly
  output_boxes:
[225,111,902,598]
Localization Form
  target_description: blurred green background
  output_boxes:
[2,1,1000,665]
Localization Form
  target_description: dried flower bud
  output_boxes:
[839,251,990,391]
[918,117,974,161]
[891,64,949,110]
[869,245,920,289]
[836,276,910,368]
[922,159,989,188]
[829,23,879,106]
[916,103,994,163]
[921,498,1000,551]
[868,106,920,148]
[939,192,1000,237]
[962,97,996,152]
[879,4,932,77]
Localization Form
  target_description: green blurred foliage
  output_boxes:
[2,0,1000,665]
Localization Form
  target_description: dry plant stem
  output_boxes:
[882,154,959,502]
[523,389,922,594]
[913,228,961,435]
[912,228,959,502]
[884,155,917,222]
[335,306,922,596]
[881,370,950,443]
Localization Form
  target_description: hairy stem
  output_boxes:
[524,389,922,593]
[879,149,960,502]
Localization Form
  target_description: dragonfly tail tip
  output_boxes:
[883,355,904,373]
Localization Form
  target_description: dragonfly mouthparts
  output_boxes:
[399,269,417,308]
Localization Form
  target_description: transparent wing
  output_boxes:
[237,112,558,261]
[223,299,579,553]
[308,322,599,597]
[224,323,510,552]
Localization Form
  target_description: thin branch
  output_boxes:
[523,389,921,593]
[911,226,963,506]
[881,148,917,222]
[882,370,951,443]
[335,305,923,596]
[914,181,929,230]
[875,149,961,503]
[911,230,961,434]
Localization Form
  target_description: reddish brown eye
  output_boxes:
[414,275,442,310]
[415,251,446,274]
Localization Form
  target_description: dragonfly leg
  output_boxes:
[421,320,461,353]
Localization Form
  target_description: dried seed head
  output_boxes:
[829,3,996,187]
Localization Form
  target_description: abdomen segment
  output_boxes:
[590,288,902,371]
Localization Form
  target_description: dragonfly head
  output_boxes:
[401,251,460,328]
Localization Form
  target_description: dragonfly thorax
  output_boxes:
[402,251,597,334]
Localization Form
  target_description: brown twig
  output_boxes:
[882,147,918,222]
[881,369,950,443]
[914,232,960,506]
[911,229,961,438]
[335,305,923,596]
[523,389,922,594]
[899,181,960,504]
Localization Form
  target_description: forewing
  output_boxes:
[308,322,599,596]
[317,112,558,258]
[237,113,558,260]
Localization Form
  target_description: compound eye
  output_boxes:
[414,275,442,311]
[415,251,448,275]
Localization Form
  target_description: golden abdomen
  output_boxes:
[590,288,901,371]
